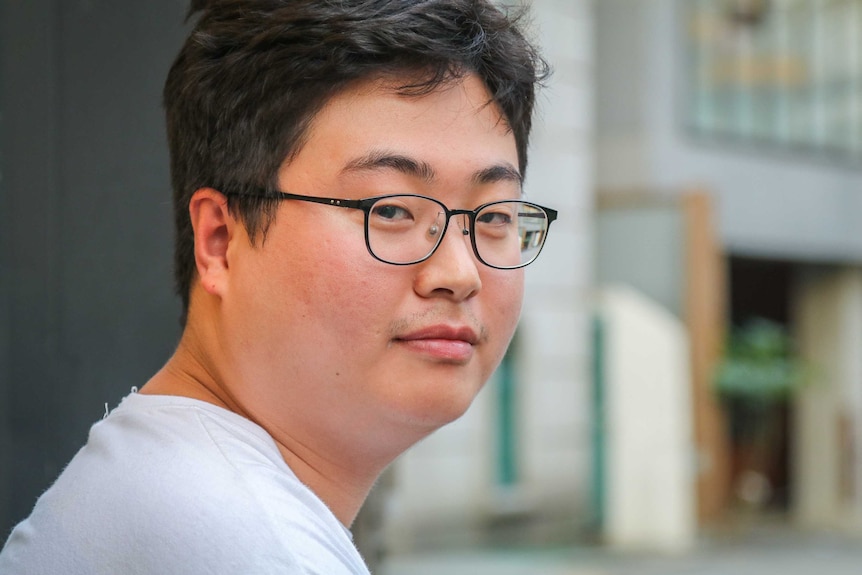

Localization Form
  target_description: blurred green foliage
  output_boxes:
[715,318,808,401]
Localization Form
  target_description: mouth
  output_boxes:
[392,325,480,363]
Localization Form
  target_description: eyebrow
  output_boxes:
[341,149,522,187]
[472,164,523,186]
[342,151,435,183]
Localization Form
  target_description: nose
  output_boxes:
[413,215,482,301]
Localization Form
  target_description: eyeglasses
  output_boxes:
[225,189,558,269]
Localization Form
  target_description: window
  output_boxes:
[685,0,862,163]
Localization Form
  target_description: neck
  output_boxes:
[141,324,393,526]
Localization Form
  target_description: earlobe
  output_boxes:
[189,188,234,297]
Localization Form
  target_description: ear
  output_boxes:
[189,188,236,297]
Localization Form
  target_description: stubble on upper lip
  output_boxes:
[388,311,488,347]
[388,322,485,364]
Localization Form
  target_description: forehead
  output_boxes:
[282,73,519,189]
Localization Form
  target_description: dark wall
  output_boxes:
[0,0,187,536]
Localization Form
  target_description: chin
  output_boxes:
[395,372,485,433]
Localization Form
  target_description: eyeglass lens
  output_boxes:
[365,196,551,268]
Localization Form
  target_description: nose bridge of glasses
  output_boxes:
[427,207,470,237]
[431,211,478,265]
[445,209,472,235]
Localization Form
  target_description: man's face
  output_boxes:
[221,73,524,453]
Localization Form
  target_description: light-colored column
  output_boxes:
[793,267,862,532]
[517,0,594,524]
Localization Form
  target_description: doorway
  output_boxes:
[724,256,796,512]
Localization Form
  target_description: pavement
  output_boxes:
[380,524,862,575]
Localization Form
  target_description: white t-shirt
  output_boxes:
[0,392,371,575]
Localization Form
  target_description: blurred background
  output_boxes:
[3,0,862,573]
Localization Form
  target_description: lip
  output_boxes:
[393,324,479,362]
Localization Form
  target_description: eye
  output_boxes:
[371,203,413,222]
[476,208,514,226]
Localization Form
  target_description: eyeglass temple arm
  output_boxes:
[231,189,365,210]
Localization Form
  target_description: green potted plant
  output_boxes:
[716,318,807,401]
[715,318,808,508]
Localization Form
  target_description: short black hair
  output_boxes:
[164,0,549,324]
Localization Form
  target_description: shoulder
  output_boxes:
[1,394,366,574]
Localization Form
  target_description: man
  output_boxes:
[0,0,555,573]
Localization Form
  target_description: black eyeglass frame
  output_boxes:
[224,189,558,269]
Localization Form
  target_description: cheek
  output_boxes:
[488,270,524,331]
[480,271,524,367]
[285,240,398,343]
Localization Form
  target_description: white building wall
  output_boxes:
[520,0,594,523]
[385,0,594,549]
